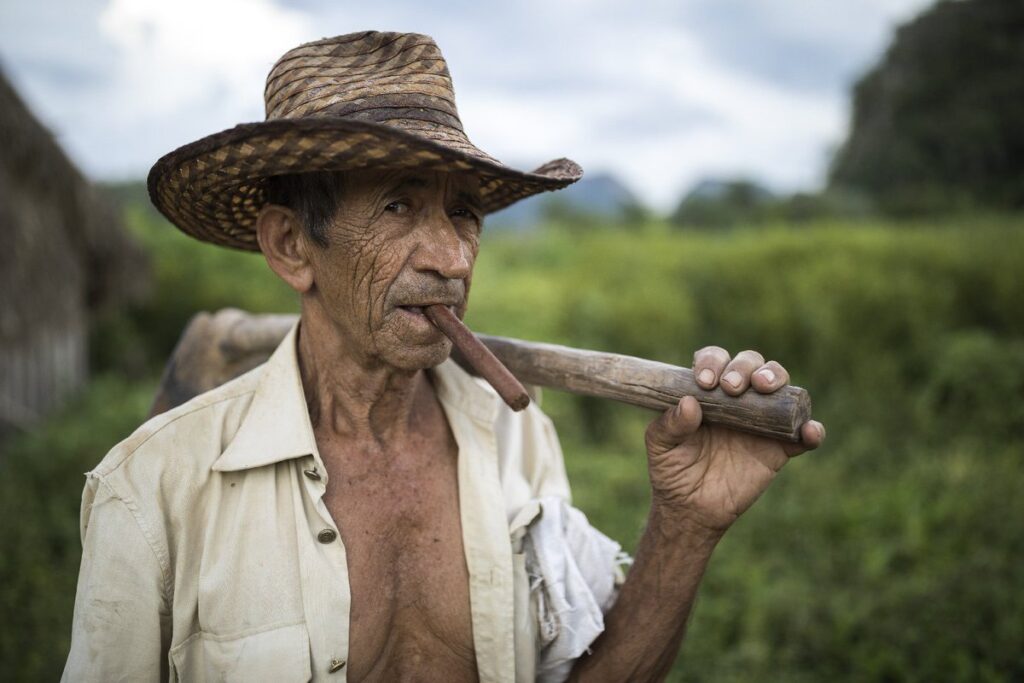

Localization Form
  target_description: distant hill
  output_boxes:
[829,0,1024,213]
[486,171,644,229]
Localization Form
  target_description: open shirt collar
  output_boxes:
[212,321,500,472]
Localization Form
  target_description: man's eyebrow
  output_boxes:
[384,175,483,211]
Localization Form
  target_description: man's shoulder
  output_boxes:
[90,363,264,484]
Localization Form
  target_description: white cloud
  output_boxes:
[0,0,936,209]
[96,0,311,142]
[456,20,846,208]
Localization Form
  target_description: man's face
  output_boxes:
[305,169,483,371]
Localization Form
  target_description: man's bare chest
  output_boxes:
[320,436,477,681]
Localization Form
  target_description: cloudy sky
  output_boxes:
[0,0,932,211]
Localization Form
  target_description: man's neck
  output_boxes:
[296,309,436,453]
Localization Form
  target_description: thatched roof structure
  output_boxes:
[0,68,148,432]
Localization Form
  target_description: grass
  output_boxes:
[2,210,1022,680]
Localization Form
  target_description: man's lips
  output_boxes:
[395,302,459,314]
[394,303,460,321]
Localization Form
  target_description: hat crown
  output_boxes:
[148,31,582,252]
[264,31,464,135]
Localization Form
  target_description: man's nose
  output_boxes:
[412,214,473,280]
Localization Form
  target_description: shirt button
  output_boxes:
[329,658,346,673]
[317,528,337,544]
[303,468,321,480]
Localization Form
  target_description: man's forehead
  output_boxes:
[356,169,481,195]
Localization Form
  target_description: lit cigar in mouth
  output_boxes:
[424,304,531,411]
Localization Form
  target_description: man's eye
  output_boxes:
[385,201,409,214]
[450,207,480,222]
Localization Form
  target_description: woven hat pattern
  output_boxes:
[148,31,582,251]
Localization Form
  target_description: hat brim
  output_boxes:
[147,117,583,251]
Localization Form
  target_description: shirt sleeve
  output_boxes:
[62,475,171,682]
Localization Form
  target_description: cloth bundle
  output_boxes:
[510,496,632,682]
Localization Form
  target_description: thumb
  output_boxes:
[645,396,703,456]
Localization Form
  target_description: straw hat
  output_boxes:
[147,31,583,251]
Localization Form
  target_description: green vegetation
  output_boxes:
[670,181,875,230]
[0,376,156,681]
[2,209,1022,680]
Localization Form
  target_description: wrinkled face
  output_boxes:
[306,169,483,371]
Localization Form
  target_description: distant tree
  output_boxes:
[775,189,876,224]
[829,0,1024,213]
[670,179,774,229]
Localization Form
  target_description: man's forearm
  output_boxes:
[570,505,721,682]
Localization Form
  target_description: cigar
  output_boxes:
[424,305,531,411]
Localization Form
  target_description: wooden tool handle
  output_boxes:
[473,335,812,442]
[153,310,812,441]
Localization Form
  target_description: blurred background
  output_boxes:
[1,0,1022,680]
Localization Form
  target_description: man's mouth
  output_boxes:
[395,303,458,320]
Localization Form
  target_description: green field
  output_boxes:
[2,208,1022,681]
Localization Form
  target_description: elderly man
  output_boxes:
[64,31,824,682]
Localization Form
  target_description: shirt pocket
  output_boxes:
[169,621,312,683]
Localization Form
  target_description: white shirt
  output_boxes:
[62,323,579,682]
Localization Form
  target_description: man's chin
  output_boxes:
[381,336,453,372]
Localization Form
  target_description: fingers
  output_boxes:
[782,420,827,457]
[801,420,826,449]
[694,346,791,396]
[719,350,765,395]
[693,346,730,389]
[750,360,790,394]
[645,395,703,456]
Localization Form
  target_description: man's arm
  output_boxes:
[571,348,825,681]
[63,476,171,682]
[571,504,719,681]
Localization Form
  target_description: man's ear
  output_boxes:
[256,204,315,293]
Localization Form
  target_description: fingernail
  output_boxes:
[758,369,776,384]
[817,423,826,440]
[698,369,715,385]
[723,371,742,389]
